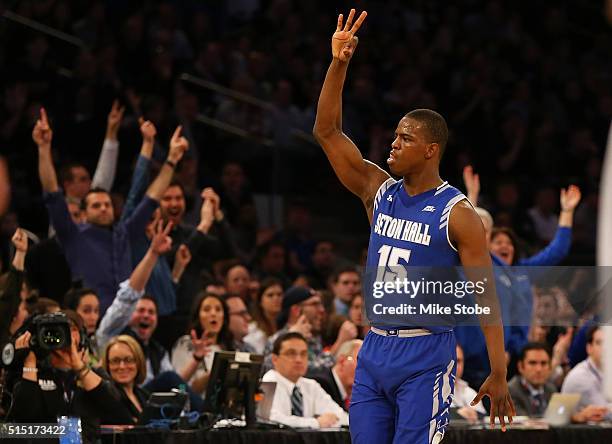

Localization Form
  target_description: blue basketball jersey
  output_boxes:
[365,178,469,332]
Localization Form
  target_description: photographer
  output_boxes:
[8,310,132,442]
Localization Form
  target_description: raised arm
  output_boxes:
[33,108,58,192]
[449,201,515,430]
[130,219,173,291]
[92,100,124,190]
[145,125,188,201]
[121,119,156,222]
[462,165,480,207]
[313,10,390,219]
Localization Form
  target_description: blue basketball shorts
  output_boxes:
[350,330,457,444]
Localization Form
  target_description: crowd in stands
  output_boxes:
[0,0,610,439]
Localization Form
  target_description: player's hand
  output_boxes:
[332,9,367,62]
[12,228,28,252]
[106,100,125,141]
[317,412,339,428]
[168,125,189,164]
[138,117,157,143]
[32,108,53,149]
[560,185,581,212]
[471,372,515,431]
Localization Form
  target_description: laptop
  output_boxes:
[543,393,581,426]
[256,382,277,420]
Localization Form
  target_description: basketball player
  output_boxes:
[313,9,515,444]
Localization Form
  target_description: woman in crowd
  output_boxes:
[64,288,101,364]
[244,277,283,353]
[171,293,234,396]
[348,294,370,339]
[102,335,149,424]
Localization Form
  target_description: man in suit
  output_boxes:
[508,342,557,417]
[311,339,362,411]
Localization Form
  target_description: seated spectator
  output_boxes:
[330,266,361,317]
[508,343,557,417]
[253,240,289,285]
[451,344,486,420]
[311,339,362,411]
[262,332,348,428]
[171,293,234,396]
[263,286,335,373]
[244,277,284,353]
[347,294,370,339]
[561,326,611,423]
[225,293,255,352]
[101,335,149,424]
[307,240,336,289]
[224,263,251,304]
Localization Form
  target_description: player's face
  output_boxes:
[388,118,432,176]
[518,349,551,387]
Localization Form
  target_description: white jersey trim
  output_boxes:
[373,177,397,211]
[442,194,471,252]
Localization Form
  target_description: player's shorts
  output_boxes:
[350,329,457,444]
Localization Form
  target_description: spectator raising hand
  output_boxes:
[105,100,125,142]
[172,244,192,283]
[11,227,28,271]
[463,165,480,207]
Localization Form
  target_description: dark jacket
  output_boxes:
[111,380,150,424]
[507,375,557,417]
[310,367,346,411]
[9,367,133,443]
[0,268,23,347]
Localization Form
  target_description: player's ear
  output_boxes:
[424,142,439,159]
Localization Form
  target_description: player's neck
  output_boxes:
[401,171,444,197]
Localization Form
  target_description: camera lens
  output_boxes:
[39,326,67,349]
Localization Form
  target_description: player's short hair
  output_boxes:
[272,331,307,355]
[404,109,449,158]
[518,342,552,362]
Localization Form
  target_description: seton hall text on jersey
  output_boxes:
[373,213,431,246]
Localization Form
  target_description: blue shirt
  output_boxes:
[44,190,157,312]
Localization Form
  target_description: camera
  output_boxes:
[28,312,72,352]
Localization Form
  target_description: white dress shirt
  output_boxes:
[451,378,486,414]
[262,369,349,428]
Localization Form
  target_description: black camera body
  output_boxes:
[28,312,72,352]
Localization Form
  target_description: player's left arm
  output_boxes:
[449,200,516,431]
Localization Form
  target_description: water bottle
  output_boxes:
[179,383,190,415]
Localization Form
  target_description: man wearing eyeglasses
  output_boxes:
[262,286,335,373]
[263,332,349,428]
